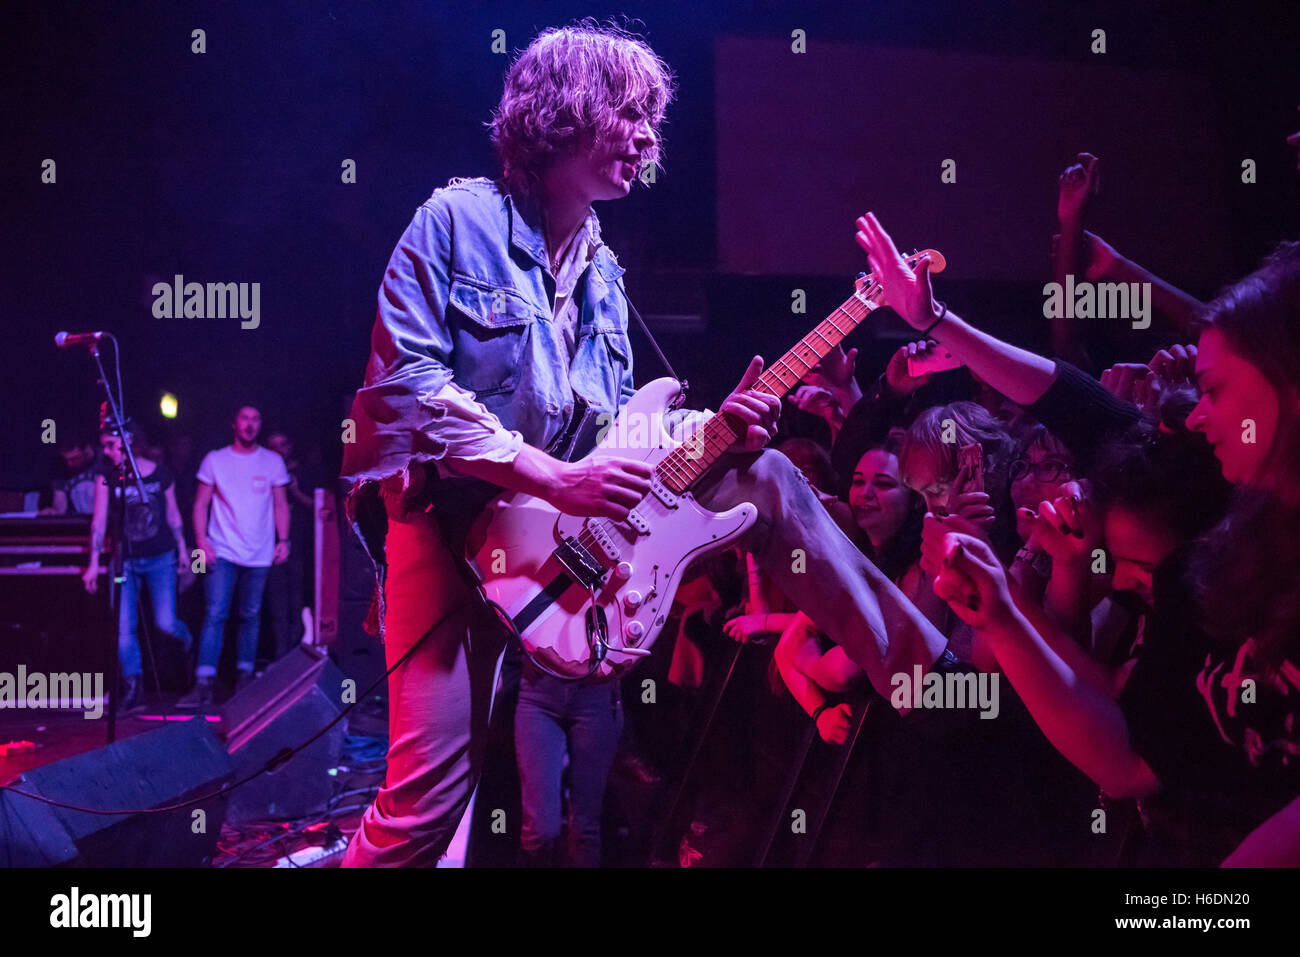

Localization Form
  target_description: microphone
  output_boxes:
[54,330,108,348]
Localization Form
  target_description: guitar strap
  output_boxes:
[545,277,686,465]
[544,394,594,464]
[615,276,688,407]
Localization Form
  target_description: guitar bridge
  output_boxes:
[553,536,606,590]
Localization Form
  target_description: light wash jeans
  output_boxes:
[118,550,193,677]
[197,558,270,677]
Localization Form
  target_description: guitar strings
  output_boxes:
[563,266,903,575]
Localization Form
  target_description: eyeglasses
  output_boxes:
[1009,458,1072,482]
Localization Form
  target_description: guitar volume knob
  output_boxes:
[622,590,644,611]
[625,620,645,640]
[614,561,633,580]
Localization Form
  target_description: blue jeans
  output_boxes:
[118,551,193,677]
[198,558,270,677]
[514,668,624,867]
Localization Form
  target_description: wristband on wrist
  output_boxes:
[1014,547,1052,576]
[811,701,832,725]
[922,300,948,338]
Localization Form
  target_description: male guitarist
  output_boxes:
[340,21,949,866]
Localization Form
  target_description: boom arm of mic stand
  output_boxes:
[90,339,148,499]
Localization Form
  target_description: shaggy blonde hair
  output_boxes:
[488,19,675,195]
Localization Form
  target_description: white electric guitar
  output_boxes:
[465,250,946,680]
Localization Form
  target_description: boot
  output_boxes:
[120,674,144,715]
[176,676,215,712]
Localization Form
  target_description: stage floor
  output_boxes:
[0,706,201,785]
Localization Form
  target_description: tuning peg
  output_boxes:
[856,271,867,279]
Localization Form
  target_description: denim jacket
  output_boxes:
[341,177,692,629]
[343,176,638,488]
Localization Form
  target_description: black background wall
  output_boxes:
[3,0,1298,491]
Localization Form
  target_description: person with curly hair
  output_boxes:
[339,21,949,867]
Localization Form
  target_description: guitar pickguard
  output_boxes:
[469,378,756,680]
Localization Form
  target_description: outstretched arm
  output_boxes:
[774,615,861,745]
[1082,232,1207,336]
[856,212,1142,468]
[775,615,836,716]
[922,524,1160,798]
[856,212,1059,405]
[985,603,1160,797]
[1052,152,1101,368]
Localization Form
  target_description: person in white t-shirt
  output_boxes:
[178,404,290,710]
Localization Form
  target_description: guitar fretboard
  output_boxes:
[655,281,883,494]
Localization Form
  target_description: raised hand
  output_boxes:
[1148,343,1197,387]
[946,492,997,532]
[854,212,940,332]
[885,340,938,395]
[806,343,862,411]
[790,384,840,420]
[1057,152,1100,225]
[1022,480,1101,567]
[921,520,1016,629]
[721,355,782,453]
[1099,363,1152,406]
[1101,344,1195,416]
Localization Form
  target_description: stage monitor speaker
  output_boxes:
[220,644,347,825]
[0,717,233,866]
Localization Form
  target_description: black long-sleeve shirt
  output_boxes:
[1025,359,1144,470]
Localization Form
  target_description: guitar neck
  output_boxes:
[655,284,881,494]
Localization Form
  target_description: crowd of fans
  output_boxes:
[617,148,1300,867]
[31,138,1300,867]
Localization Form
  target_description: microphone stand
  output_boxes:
[88,336,146,744]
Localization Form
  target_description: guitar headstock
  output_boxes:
[854,247,947,303]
